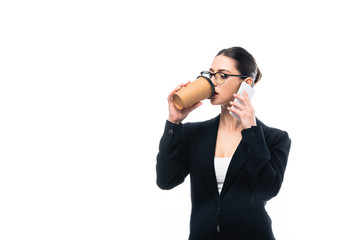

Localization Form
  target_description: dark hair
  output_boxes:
[216,47,262,86]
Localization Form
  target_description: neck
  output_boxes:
[219,104,244,131]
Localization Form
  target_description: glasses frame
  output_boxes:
[200,71,249,85]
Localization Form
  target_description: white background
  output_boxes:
[1,0,359,239]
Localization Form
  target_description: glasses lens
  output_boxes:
[215,73,226,84]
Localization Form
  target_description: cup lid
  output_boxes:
[197,76,215,99]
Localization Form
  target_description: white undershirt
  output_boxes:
[214,157,232,194]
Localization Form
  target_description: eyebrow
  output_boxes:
[209,68,231,73]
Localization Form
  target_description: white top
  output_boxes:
[214,157,232,194]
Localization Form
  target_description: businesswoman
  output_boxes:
[156,47,291,240]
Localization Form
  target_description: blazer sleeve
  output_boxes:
[241,126,291,201]
[156,120,190,190]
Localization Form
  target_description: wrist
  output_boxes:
[243,121,257,129]
[168,117,182,125]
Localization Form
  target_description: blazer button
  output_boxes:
[168,129,174,135]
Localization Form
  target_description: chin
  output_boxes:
[210,98,225,106]
[210,98,219,105]
[210,95,233,106]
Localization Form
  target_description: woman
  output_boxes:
[156,47,291,240]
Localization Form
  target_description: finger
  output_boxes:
[233,93,246,102]
[182,101,202,111]
[179,81,191,89]
[242,91,251,105]
[175,102,202,117]
[233,94,249,108]
[232,94,247,106]
[168,82,190,101]
[243,90,248,98]
[227,105,242,117]
[188,102,203,111]
[233,93,241,99]
[230,101,244,110]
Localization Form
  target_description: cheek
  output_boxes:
[223,82,241,98]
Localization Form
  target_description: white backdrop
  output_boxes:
[1,0,359,239]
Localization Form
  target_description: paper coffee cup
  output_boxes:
[173,76,215,109]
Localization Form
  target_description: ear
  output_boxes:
[244,77,254,87]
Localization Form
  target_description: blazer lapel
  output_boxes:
[220,118,266,198]
[219,142,247,198]
[197,115,221,202]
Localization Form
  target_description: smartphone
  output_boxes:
[229,82,254,121]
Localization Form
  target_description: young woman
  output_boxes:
[156,47,291,240]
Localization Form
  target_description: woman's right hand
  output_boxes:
[168,81,202,124]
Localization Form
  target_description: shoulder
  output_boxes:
[256,118,291,146]
[183,115,219,135]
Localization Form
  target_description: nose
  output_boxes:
[210,75,218,87]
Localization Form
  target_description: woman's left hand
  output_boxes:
[227,91,257,129]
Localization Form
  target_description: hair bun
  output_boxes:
[254,67,262,84]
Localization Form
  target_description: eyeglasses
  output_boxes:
[200,71,248,85]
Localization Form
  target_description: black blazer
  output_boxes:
[156,115,291,240]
